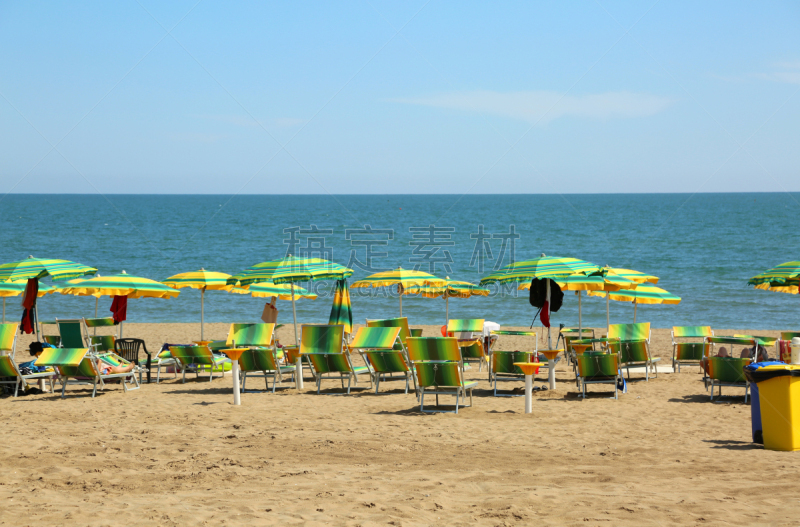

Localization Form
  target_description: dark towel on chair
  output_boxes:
[20,278,38,334]
[110,295,128,323]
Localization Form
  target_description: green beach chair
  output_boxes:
[238,347,296,393]
[40,320,61,348]
[0,354,55,396]
[56,318,92,350]
[447,319,486,371]
[406,337,477,413]
[302,324,372,394]
[367,317,411,349]
[490,350,537,397]
[576,352,621,399]
[35,348,139,398]
[226,322,285,362]
[410,328,423,337]
[707,357,751,402]
[0,323,18,359]
[671,326,713,372]
[607,322,659,380]
[169,345,230,383]
[560,327,595,365]
[350,326,414,394]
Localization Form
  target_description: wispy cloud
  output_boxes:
[390,90,674,123]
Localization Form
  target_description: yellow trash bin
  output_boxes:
[745,364,800,451]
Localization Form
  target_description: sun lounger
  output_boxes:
[671,326,713,372]
[169,345,230,383]
[0,323,18,359]
[576,352,621,399]
[238,347,296,393]
[350,326,414,394]
[35,348,139,398]
[707,356,751,402]
[447,319,487,371]
[302,324,372,394]
[56,318,93,350]
[607,322,659,380]
[490,350,538,396]
[367,317,411,348]
[560,328,595,365]
[406,337,477,413]
[0,355,55,396]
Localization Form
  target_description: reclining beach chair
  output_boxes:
[169,345,230,383]
[56,318,92,349]
[560,327,595,365]
[35,348,140,398]
[0,354,55,396]
[85,317,118,352]
[0,323,18,358]
[607,322,659,381]
[671,326,713,372]
[707,357,752,402]
[406,337,477,413]
[350,326,414,394]
[490,350,538,397]
[367,317,411,347]
[225,323,295,392]
[303,324,372,394]
[576,352,621,399]
[447,319,487,371]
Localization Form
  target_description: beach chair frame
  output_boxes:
[169,345,230,383]
[0,354,55,396]
[607,323,659,381]
[407,337,477,413]
[490,350,538,397]
[560,327,596,365]
[55,318,94,350]
[707,356,751,403]
[488,330,539,386]
[238,347,296,393]
[36,348,140,398]
[671,326,713,372]
[576,352,621,399]
[302,324,372,395]
[447,319,486,372]
[351,326,415,395]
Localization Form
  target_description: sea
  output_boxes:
[0,193,798,330]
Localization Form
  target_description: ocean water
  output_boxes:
[0,193,798,330]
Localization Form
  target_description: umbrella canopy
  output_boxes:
[162,269,234,341]
[479,255,600,285]
[749,261,800,294]
[228,256,353,287]
[59,272,180,299]
[351,268,447,317]
[0,279,55,323]
[328,280,353,335]
[605,267,659,284]
[0,256,97,282]
[588,284,681,323]
[404,277,489,325]
[231,282,317,300]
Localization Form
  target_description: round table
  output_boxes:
[514,362,541,413]
[539,349,563,390]
[219,348,248,405]
[193,340,213,347]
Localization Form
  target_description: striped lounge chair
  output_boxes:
[0,354,55,396]
[707,357,752,402]
[85,317,118,353]
[447,319,486,371]
[350,326,414,394]
[0,323,18,358]
[560,327,595,365]
[607,322,659,381]
[226,323,295,392]
[169,345,230,383]
[367,317,411,347]
[56,318,93,350]
[302,324,372,394]
[490,350,538,397]
[35,348,140,398]
[576,352,622,399]
[406,337,477,413]
[671,326,713,372]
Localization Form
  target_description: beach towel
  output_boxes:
[20,279,37,334]
[110,295,127,323]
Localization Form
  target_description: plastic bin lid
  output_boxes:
[744,362,800,383]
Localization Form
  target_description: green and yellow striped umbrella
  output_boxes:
[163,269,234,341]
[405,278,489,325]
[749,261,800,294]
[0,256,97,282]
[231,282,317,300]
[351,268,447,317]
[588,284,680,323]
[0,279,55,323]
[605,267,659,285]
[328,280,353,335]
[479,254,600,285]
[59,272,180,299]
[228,256,353,287]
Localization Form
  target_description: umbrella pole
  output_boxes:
[399,285,403,317]
[578,290,582,336]
[201,288,205,341]
[633,301,637,323]
[445,294,449,326]
[606,293,610,331]
[94,297,98,336]
[291,284,303,389]
[546,279,552,349]
[2,298,5,323]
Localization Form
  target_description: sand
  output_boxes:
[1,323,798,526]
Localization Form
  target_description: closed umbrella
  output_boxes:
[162,269,233,341]
[328,280,353,336]
[351,267,446,317]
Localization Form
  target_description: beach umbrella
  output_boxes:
[228,256,353,390]
[605,268,659,285]
[0,256,97,338]
[351,267,447,317]
[404,277,489,325]
[480,254,601,347]
[0,280,55,323]
[587,284,681,323]
[57,271,179,337]
[749,261,800,294]
[162,269,234,341]
[518,270,638,336]
[328,280,353,335]
[230,282,318,300]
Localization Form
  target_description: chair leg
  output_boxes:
[182,367,187,384]
[420,390,425,413]
[92,378,98,398]
[347,375,352,395]
[61,376,68,398]
[14,378,20,397]
[316,376,322,395]
[375,375,381,394]
[455,391,459,414]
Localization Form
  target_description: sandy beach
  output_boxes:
[1,323,797,526]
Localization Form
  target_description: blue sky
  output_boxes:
[1,1,798,194]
